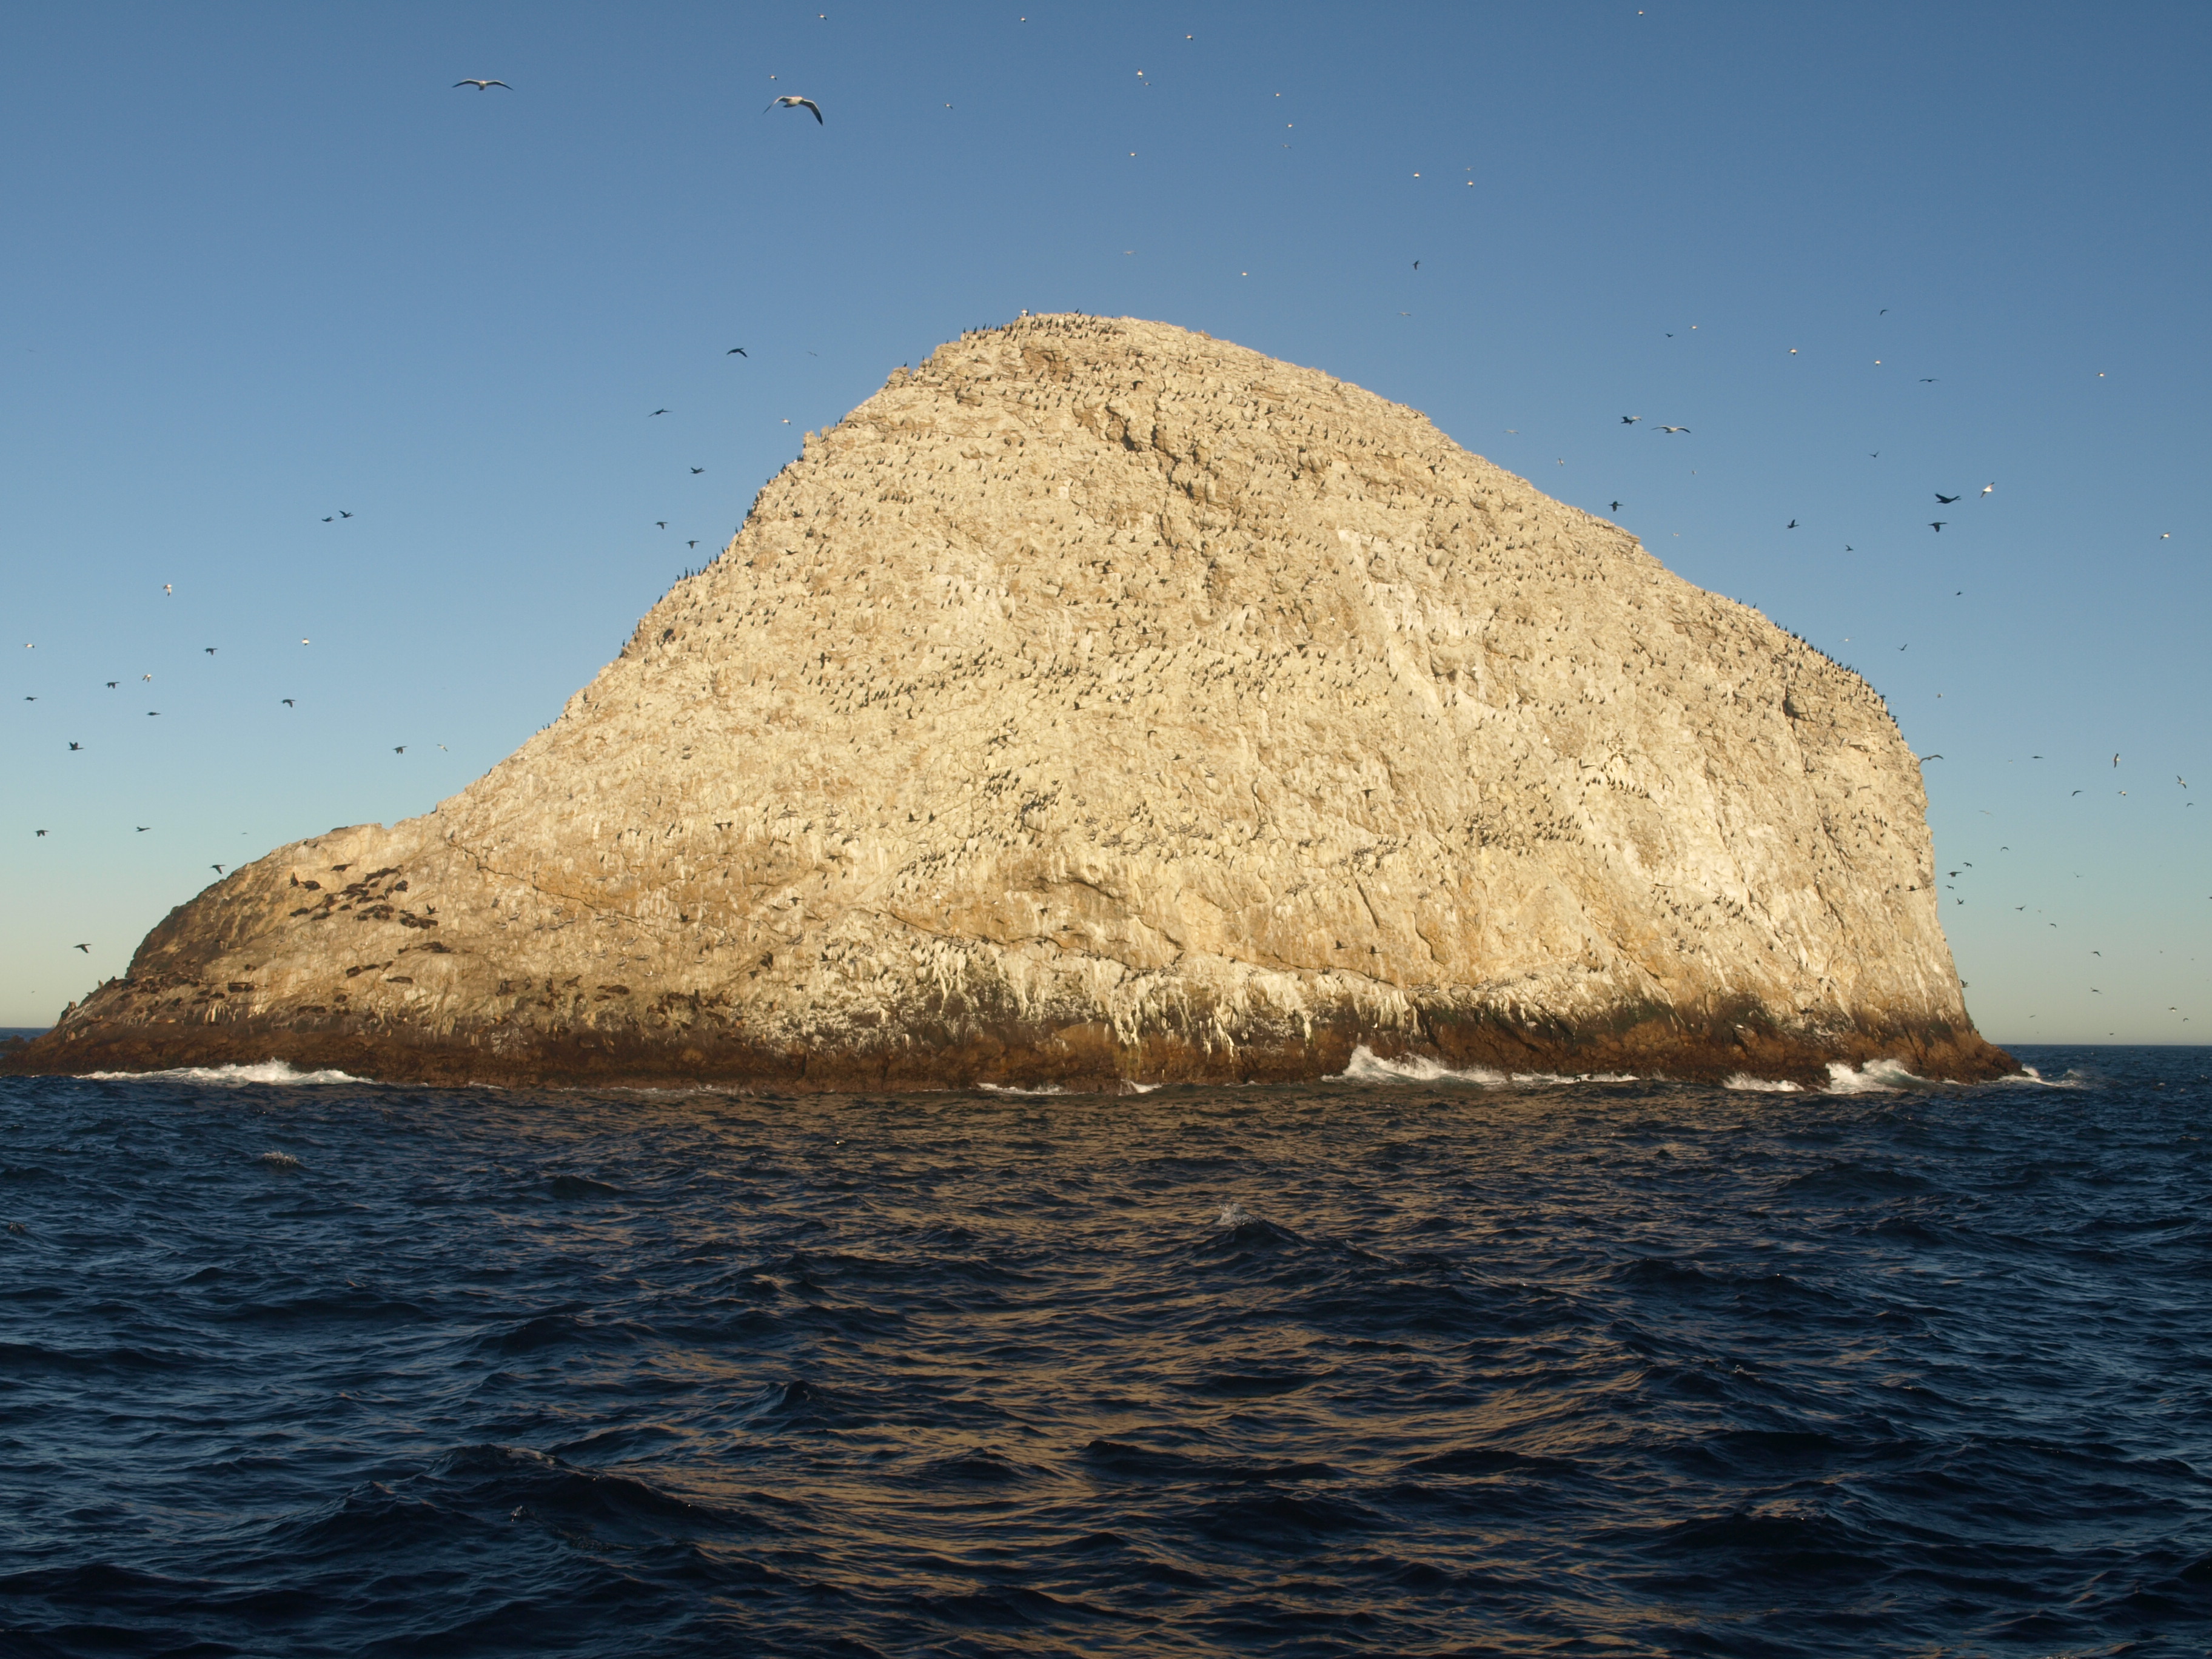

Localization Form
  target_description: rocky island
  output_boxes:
[6,317,2013,1089]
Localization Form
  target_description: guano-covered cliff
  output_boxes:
[8,316,2012,1088]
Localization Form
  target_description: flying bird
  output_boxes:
[656,521,668,529]
[1923,754,1944,761]
[688,540,699,548]
[1786,520,1797,529]
[1610,501,1621,512]
[1620,415,1640,424]
[204,647,217,655]
[73,943,89,953]
[1936,493,1960,503]
[163,584,171,595]
[340,510,352,518]
[1920,377,1937,383]
[36,830,46,837]
[454,79,511,90]
[1657,425,1689,434]
[649,409,668,417]
[765,95,825,123]
[136,825,149,832]
[1980,483,1994,495]
[727,347,748,357]
[107,681,117,688]
[211,863,224,874]
[394,746,406,754]
[691,466,705,474]
[2114,754,2122,766]
[282,699,295,707]
[1930,521,1946,532]
[68,742,81,751]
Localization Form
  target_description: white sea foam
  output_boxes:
[1121,1081,1163,1094]
[1723,1073,1803,1092]
[1341,1045,1508,1086]
[79,1060,361,1086]
[257,1150,302,1170]
[1823,1058,1931,1094]
[1340,1045,1635,1087]
[1991,1064,2093,1090]
[1218,1201,1258,1227]
[977,1082,1065,1096]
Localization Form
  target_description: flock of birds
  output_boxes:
[12,67,2195,1040]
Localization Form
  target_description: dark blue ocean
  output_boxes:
[4,1045,2210,1657]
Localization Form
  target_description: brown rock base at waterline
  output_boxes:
[2,1014,2014,1093]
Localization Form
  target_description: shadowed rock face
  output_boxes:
[10,316,2011,1088]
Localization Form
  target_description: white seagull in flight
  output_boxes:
[765,95,824,124]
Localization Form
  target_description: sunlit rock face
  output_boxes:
[12,317,2011,1088]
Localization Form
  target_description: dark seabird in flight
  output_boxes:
[1936,493,1960,503]
[1929,521,1946,532]
[73,942,90,953]
[649,409,668,417]
[211,863,224,874]
[454,79,511,90]
[68,742,81,751]
[283,699,295,706]
[765,95,825,122]
[394,746,406,754]
[728,347,748,356]
[691,466,705,474]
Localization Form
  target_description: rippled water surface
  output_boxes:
[4,1047,2211,1656]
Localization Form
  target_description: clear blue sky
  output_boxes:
[5,1,2207,1044]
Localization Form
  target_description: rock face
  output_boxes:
[11,317,2011,1088]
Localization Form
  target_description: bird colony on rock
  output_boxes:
[10,317,2012,1088]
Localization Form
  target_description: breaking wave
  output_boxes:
[1724,1073,1804,1092]
[1339,1045,1635,1087]
[1824,1059,1932,1093]
[78,1060,361,1086]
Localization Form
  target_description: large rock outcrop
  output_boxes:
[10,317,2011,1088]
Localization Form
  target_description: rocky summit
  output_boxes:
[10,317,2012,1088]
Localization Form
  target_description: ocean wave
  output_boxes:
[1823,1059,1932,1093]
[258,1151,303,1171]
[1724,1073,1803,1092]
[1340,1045,1635,1087]
[1993,1064,2094,1090]
[79,1060,361,1086]
[977,1081,1065,1096]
